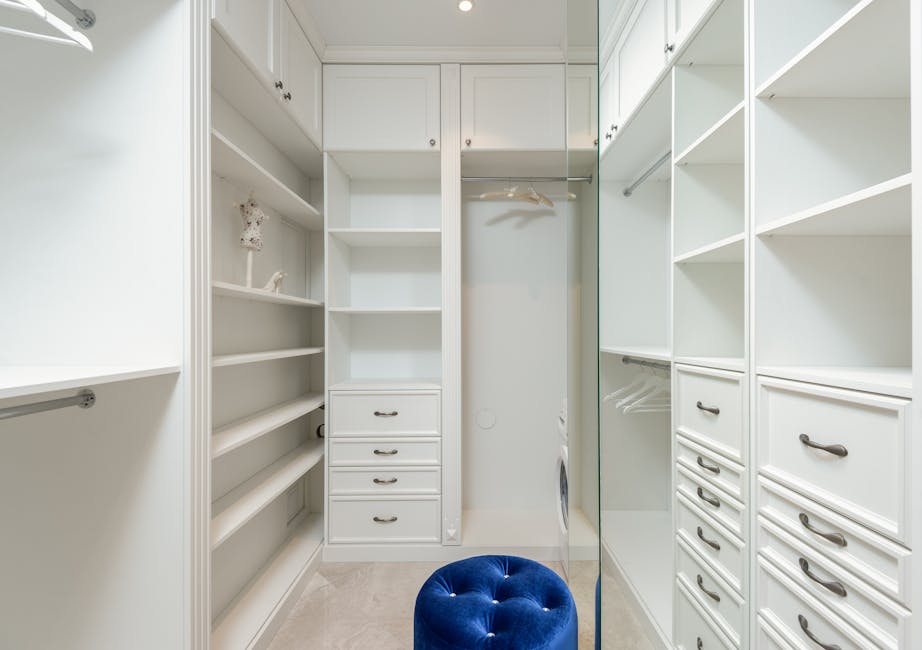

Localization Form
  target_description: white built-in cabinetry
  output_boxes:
[598,0,917,648]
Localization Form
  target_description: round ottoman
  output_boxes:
[414,555,578,649]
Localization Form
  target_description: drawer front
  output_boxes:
[329,438,440,466]
[330,391,440,437]
[757,377,910,542]
[676,491,745,593]
[677,434,746,502]
[676,537,745,644]
[758,516,908,650]
[677,464,746,539]
[329,497,440,543]
[677,365,745,463]
[330,467,441,495]
[758,556,878,650]
[759,476,910,607]
[675,579,736,650]
[756,616,797,649]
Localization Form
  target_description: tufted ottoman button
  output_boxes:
[414,555,578,649]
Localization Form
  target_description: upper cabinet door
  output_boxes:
[667,0,715,53]
[212,0,279,84]
[323,65,441,152]
[279,2,322,149]
[567,65,599,150]
[461,65,566,151]
[616,0,667,122]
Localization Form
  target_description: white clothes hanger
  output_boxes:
[614,375,665,410]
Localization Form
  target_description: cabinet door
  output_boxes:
[616,0,667,122]
[279,2,322,148]
[212,0,279,84]
[599,56,618,155]
[461,64,566,151]
[667,0,714,53]
[323,65,440,152]
[567,65,599,150]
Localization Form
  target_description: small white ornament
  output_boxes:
[263,270,287,294]
[239,197,269,251]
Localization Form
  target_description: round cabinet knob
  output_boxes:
[274,80,284,90]
[283,92,292,101]
[429,138,437,147]
[465,138,472,146]
[593,138,599,146]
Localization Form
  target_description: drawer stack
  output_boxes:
[755,377,912,649]
[328,390,442,544]
[674,365,748,648]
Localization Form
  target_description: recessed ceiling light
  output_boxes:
[458,0,474,12]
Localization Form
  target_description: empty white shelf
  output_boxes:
[328,151,441,180]
[212,130,322,231]
[756,0,910,98]
[212,513,323,650]
[212,281,323,308]
[756,174,912,237]
[212,347,323,368]
[328,378,442,391]
[0,364,181,400]
[211,440,324,550]
[674,233,745,264]
[328,228,441,248]
[212,394,324,459]
[600,76,672,183]
[757,366,912,399]
[328,307,441,315]
[674,101,744,166]
[676,356,745,373]
[600,346,673,363]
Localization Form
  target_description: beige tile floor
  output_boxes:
[267,559,655,649]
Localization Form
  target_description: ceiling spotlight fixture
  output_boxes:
[458,0,474,12]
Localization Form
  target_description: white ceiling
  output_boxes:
[297,0,598,53]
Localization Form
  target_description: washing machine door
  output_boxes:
[557,445,569,578]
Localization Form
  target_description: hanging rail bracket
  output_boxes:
[54,0,95,28]
[0,389,96,421]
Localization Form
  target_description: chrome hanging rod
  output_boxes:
[622,356,671,372]
[53,0,95,28]
[623,151,671,197]
[461,176,593,184]
[0,390,96,421]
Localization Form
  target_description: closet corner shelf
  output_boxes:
[212,347,323,368]
[328,151,441,180]
[673,101,744,166]
[212,281,324,308]
[600,75,672,183]
[757,365,912,399]
[755,174,912,237]
[211,439,324,550]
[755,0,909,99]
[675,356,745,373]
[600,346,672,363]
[328,228,441,248]
[328,378,442,391]
[212,393,325,459]
[211,130,323,231]
[328,307,441,315]
[211,512,322,650]
[0,364,181,400]
[673,232,745,264]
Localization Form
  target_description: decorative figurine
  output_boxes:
[262,270,288,294]
[239,195,269,287]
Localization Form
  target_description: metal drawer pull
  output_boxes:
[373,477,398,485]
[373,516,398,523]
[696,526,721,551]
[798,614,841,650]
[374,410,399,417]
[799,434,848,457]
[696,456,720,474]
[697,639,703,650]
[696,401,720,415]
[799,558,847,597]
[697,487,720,508]
[373,449,399,456]
[799,513,847,547]
[696,574,720,603]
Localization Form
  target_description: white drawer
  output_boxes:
[675,578,737,650]
[757,377,911,543]
[330,391,440,437]
[758,516,909,650]
[329,438,440,466]
[330,467,441,495]
[759,476,910,607]
[676,537,745,645]
[677,463,746,540]
[758,556,878,650]
[329,497,440,543]
[677,365,745,464]
[677,434,746,503]
[676,491,745,593]
[755,615,797,649]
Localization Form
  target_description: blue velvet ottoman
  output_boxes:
[414,555,578,649]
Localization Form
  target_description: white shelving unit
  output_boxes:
[212,394,325,459]
[328,228,441,247]
[599,346,673,363]
[212,347,324,368]
[212,281,324,308]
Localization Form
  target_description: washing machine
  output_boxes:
[556,442,569,578]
